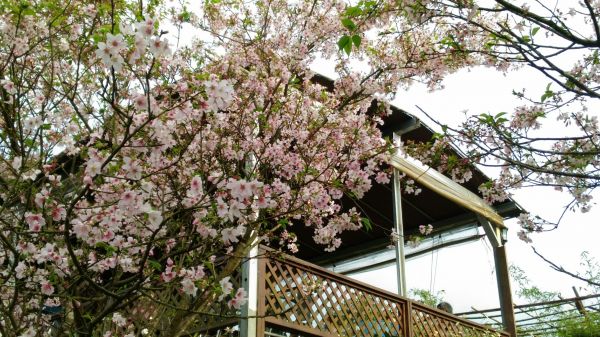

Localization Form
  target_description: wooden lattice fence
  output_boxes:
[260,248,509,337]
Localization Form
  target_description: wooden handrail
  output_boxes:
[258,246,509,337]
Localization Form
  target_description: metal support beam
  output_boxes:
[328,233,484,275]
[395,117,421,135]
[493,244,518,337]
[478,214,502,248]
[478,215,517,337]
[393,132,407,297]
[240,244,259,337]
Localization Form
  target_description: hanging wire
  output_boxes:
[479,229,496,277]
[432,234,441,295]
[429,234,436,293]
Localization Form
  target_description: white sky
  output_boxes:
[348,65,600,313]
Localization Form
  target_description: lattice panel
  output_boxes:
[411,306,503,337]
[264,258,407,337]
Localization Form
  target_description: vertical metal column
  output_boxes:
[493,244,517,337]
[393,132,407,297]
[242,135,259,336]
[479,215,517,337]
[240,244,259,337]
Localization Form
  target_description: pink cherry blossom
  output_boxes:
[180,278,197,297]
[149,37,171,58]
[11,156,22,170]
[135,18,155,38]
[106,33,126,53]
[122,157,142,180]
[112,313,127,327]
[51,207,66,221]
[34,191,47,208]
[221,225,245,245]
[147,210,163,231]
[226,179,254,200]
[40,281,54,296]
[188,176,204,197]
[25,212,45,232]
[218,277,233,301]
[204,78,235,111]
[227,288,248,309]
[1,79,16,94]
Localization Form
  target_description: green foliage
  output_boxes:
[338,35,352,55]
[361,217,372,231]
[478,112,508,125]
[510,252,600,337]
[556,313,600,337]
[409,288,445,307]
[510,265,560,303]
[338,34,362,55]
[337,1,375,55]
[341,18,357,31]
[541,83,555,103]
[352,34,362,48]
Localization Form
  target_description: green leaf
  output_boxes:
[181,10,191,22]
[494,112,508,123]
[337,35,352,55]
[540,83,554,102]
[95,242,116,256]
[363,0,377,9]
[478,113,495,125]
[531,26,540,36]
[351,34,361,48]
[278,218,289,229]
[341,18,357,31]
[22,7,35,16]
[565,79,575,89]
[361,217,372,231]
[148,259,162,271]
[345,6,362,17]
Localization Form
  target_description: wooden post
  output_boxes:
[405,301,414,337]
[256,253,266,337]
[572,286,589,318]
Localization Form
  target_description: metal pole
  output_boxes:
[493,243,517,337]
[393,132,407,297]
[240,243,259,337]
[479,215,517,336]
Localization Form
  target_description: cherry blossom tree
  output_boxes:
[0,0,495,335]
[9,0,597,335]
[363,0,600,236]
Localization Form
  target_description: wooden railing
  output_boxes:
[258,248,510,337]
